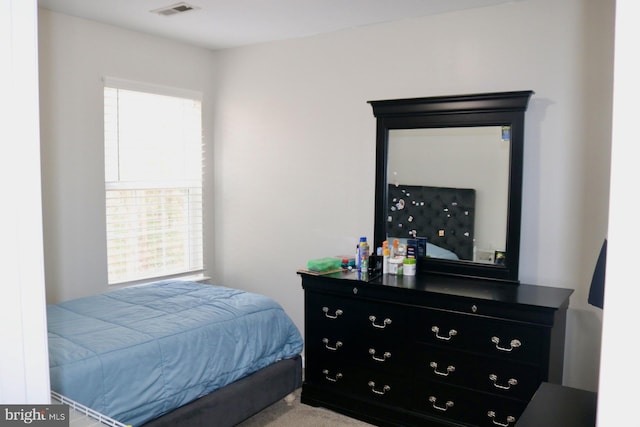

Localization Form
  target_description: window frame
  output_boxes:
[103,77,205,286]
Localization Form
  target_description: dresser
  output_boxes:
[299,270,573,427]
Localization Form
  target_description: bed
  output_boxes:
[387,184,476,260]
[47,280,304,427]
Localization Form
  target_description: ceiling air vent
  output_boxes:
[151,2,199,17]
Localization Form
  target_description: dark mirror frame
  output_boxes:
[369,91,534,283]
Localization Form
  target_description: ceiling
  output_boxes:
[38,0,516,51]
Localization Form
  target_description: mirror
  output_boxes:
[387,126,509,262]
[369,91,533,283]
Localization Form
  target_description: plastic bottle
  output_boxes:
[389,257,404,275]
[358,237,370,272]
[356,237,365,271]
[395,242,406,259]
[383,247,390,274]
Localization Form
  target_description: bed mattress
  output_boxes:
[47,280,303,426]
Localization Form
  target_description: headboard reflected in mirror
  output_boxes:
[387,184,475,261]
[369,91,534,283]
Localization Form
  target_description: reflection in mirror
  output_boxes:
[386,127,510,263]
[369,91,534,283]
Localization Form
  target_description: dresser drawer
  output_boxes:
[415,308,545,363]
[305,359,410,408]
[306,330,409,374]
[307,292,407,342]
[477,399,526,427]
[412,381,526,427]
[351,370,411,408]
[414,344,541,401]
[477,357,540,401]
[305,358,353,393]
[306,292,359,334]
[414,345,474,387]
[354,340,408,374]
[305,330,353,365]
[352,299,408,341]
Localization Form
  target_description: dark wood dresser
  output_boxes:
[299,270,573,427]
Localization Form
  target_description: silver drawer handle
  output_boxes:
[431,326,457,341]
[322,306,343,319]
[369,348,391,362]
[491,336,522,352]
[322,369,343,382]
[487,411,516,427]
[428,396,454,412]
[322,338,343,351]
[429,361,455,376]
[489,374,518,390]
[367,381,391,395]
[369,315,392,329]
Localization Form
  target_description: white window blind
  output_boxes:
[104,80,203,285]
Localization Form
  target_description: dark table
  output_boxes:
[516,382,597,427]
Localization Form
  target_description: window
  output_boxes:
[104,79,203,285]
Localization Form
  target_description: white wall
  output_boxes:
[597,0,640,424]
[1,0,50,403]
[37,0,615,393]
[211,0,614,392]
[38,9,218,302]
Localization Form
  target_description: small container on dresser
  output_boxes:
[299,270,573,427]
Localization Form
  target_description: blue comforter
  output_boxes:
[47,281,303,426]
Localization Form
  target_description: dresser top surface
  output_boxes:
[300,270,573,310]
[516,383,596,427]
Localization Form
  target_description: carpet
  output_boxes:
[237,389,374,427]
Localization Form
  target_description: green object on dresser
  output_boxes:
[306,257,342,273]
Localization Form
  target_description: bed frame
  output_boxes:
[141,355,302,427]
[387,184,476,260]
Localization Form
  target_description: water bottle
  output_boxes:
[358,237,370,272]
